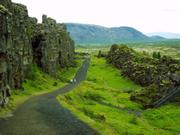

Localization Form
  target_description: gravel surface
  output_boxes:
[0,58,99,135]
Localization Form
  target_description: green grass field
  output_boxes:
[87,57,140,91]
[133,46,180,59]
[58,56,180,135]
[76,41,180,59]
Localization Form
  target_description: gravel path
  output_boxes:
[0,58,98,135]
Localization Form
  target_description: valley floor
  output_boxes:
[58,56,180,135]
[0,50,179,135]
[0,58,98,135]
[0,57,83,118]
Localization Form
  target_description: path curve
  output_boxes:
[0,58,98,135]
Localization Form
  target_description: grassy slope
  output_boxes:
[0,59,82,118]
[87,57,140,91]
[58,56,180,135]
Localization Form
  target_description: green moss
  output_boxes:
[143,104,180,133]
[0,5,11,15]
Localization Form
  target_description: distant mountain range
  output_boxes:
[147,32,180,39]
[66,23,167,45]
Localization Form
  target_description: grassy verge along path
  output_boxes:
[0,58,99,135]
[0,58,82,118]
[58,56,180,135]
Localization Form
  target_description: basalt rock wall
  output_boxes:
[0,0,75,106]
[32,15,75,76]
[107,44,180,108]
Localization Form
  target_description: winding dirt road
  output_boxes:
[0,58,98,135]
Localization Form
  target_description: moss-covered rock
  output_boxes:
[32,15,75,76]
[0,0,75,106]
[107,44,180,108]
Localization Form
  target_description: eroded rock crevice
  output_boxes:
[32,35,43,68]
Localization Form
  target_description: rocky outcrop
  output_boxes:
[32,15,75,76]
[0,0,75,106]
[107,44,180,108]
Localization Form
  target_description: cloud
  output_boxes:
[12,0,180,33]
[163,9,177,12]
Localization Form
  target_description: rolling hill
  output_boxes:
[66,23,166,45]
[147,32,180,39]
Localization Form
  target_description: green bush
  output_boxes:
[81,107,106,122]
[129,116,138,125]
[25,65,42,80]
[83,91,105,102]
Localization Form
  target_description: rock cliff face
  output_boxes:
[0,0,75,106]
[32,15,75,76]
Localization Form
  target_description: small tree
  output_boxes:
[157,52,161,59]
[97,50,102,58]
[152,51,161,59]
[152,51,157,59]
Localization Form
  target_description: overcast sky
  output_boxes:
[12,0,180,33]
